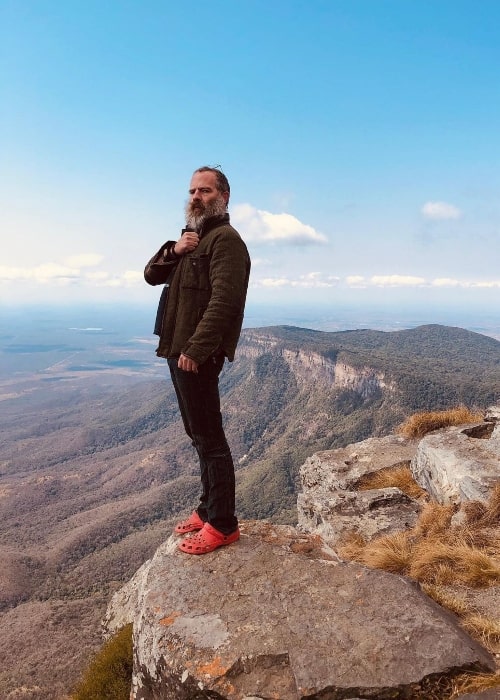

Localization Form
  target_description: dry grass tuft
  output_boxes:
[408,670,500,699]
[462,499,488,525]
[338,531,412,574]
[421,584,500,654]
[357,464,428,500]
[421,584,470,617]
[409,540,500,587]
[462,613,500,653]
[397,406,483,439]
[460,484,500,528]
[339,494,500,588]
[360,531,413,574]
[450,671,500,698]
[454,525,499,552]
[474,483,500,527]
[414,502,456,538]
[335,531,367,562]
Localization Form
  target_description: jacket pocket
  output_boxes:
[181,254,210,291]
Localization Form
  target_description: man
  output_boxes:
[144,166,250,554]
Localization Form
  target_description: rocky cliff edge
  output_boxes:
[104,411,500,699]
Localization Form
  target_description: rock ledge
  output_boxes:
[105,521,494,700]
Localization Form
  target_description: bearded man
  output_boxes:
[144,166,250,554]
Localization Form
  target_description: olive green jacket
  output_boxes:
[144,215,250,365]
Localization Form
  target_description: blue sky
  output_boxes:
[1,0,500,315]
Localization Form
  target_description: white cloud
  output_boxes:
[122,270,143,283]
[346,275,367,288]
[421,201,462,220]
[98,270,143,287]
[85,271,110,281]
[298,272,338,288]
[64,253,104,267]
[471,280,500,288]
[0,255,104,284]
[232,203,327,245]
[431,278,500,289]
[0,263,143,288]
[258,277,291,288]
[0,263,79,282]
[432,277,461,287]
[254,273,338,288]
[370,275,427,287]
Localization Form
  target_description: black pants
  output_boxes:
[168,354,237,535]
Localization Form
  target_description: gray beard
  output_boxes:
[185,195,227,230]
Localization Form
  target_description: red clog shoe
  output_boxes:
[178,523,240,555]
[174,511,204,535]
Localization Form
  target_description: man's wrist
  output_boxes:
[163,244,178,261]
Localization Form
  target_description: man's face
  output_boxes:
[185,171,229,227]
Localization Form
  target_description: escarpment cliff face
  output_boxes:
[239,329,393,397]
[236,324,499,412]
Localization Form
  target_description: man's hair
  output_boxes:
[194,166,230,196]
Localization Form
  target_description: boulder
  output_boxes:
[104,521,494,700]
[484,405,500,423]
[297,435,420,545]
[410,423,500,504]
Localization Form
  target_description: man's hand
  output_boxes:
[178,353,199,373]
[174,231,199,256]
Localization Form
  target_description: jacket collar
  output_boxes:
[199,213,230,237]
